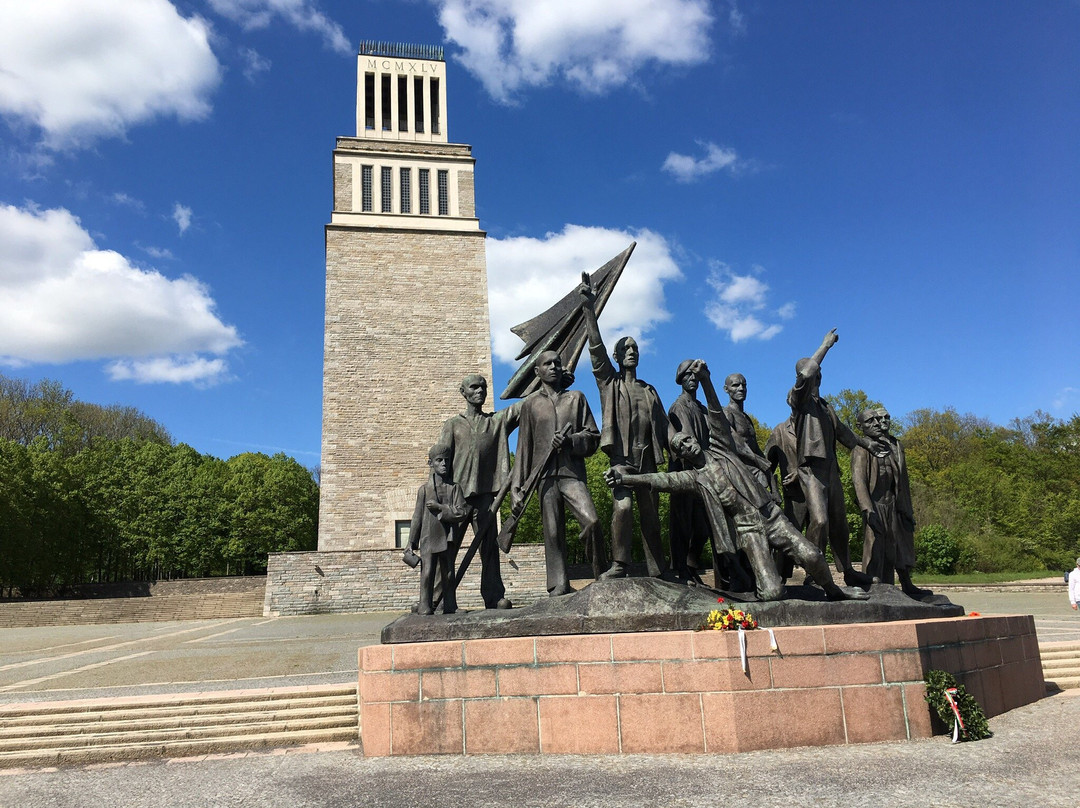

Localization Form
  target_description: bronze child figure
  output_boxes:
[407,443,468,615]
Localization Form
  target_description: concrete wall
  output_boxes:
[264,546,549,616]
[0,578,266,628]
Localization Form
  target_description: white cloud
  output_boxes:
[110,192,145,212]
[208,0,351,55]
[704,264,792,342]
[486,224,683,365]
[726,0,747,36]
[241,47,272,82]
[141,245,176,260]
[719,273,768,306]
[662,141,754,183]
[0,0,221,149]
[434,0,715,102]
[0,204,242,385]
[107,356,229,386]
[1053,387,1079,411]
[173,203,193,234]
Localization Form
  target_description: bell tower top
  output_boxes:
[356,41,448,144]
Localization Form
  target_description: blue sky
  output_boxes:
[1,0,1077,466]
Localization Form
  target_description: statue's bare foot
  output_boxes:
[825,585,870,601]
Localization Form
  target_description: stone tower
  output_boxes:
[319,41,492,551]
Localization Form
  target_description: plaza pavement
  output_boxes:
[0,588,1078,806]
[1,690,1078,807]
[1,588,1076,706]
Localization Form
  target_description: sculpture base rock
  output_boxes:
[381,578,964,644]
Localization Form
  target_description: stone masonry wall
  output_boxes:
[264,546,548,615]
[0,582,265,628]
[334,161,352,211]
[457,171,475,218]
[320,225,492,551]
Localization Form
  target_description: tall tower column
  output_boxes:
[320,42,492,552]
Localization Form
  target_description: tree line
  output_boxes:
[0,375,318,597]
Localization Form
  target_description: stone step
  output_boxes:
[0,692,356,726]
[0,684,356,719]
[1044,675,1080,691]
[0,703,356,739]
[0,714,358,753]
[1041,665,1080,680]
[1039,649,1080,661]
[0,727,357,769]
[0,684,359,768]
[1040,656,1080,670]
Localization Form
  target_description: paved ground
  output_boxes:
[1,691,1078,807]
[0,612,396,704]
[2,588,1079,806]
[1,589,1077,706]
[949,588,1080,643]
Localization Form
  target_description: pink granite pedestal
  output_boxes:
[358,614,1044,756]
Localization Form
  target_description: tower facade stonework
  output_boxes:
[320,43,493,551]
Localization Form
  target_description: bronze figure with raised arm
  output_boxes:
[580,279,669,580]
[787,329,886,589]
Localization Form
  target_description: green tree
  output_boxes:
[825,388,883,433]
[223,453,319,574]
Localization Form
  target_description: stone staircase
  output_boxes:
[0,683,359,768]
[1040,641,1080,691]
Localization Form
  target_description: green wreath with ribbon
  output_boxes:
[924,669,992,742]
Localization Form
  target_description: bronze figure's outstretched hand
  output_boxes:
[577,271,596,307]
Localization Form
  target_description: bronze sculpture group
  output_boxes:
[405,248,925,613]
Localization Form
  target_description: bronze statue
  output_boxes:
[853,407,930,598]
[763,415,803,584]
[765,416,807,532]
[667,360,711,583]
[605,362,868,603]
[408,444,469,615]
[581,281,669,580]
[510,351,604,596]
[438,374,519,609]
[787,329,882,589]
[723,373,773,493]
